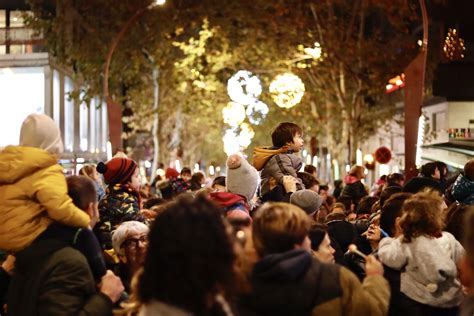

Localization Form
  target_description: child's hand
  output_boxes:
[283,176,297,193]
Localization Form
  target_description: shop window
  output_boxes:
[0,67,44,147]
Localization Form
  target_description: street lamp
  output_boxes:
[103,0,166,154]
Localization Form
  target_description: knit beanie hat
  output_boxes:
[97,157,138,185]
[226,154,259,202]
[19,113,64,156]
[290,189,323,215]
[165,167,179,179]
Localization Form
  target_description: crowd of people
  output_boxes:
[1,116,474,316]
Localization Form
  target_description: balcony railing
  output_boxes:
[0,27,43,45]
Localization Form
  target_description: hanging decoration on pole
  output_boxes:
[269,73,305,109]
[246,99,269,125]
[222,102,246,127]
[374,146,392,164]
[227,70,262,105]
[222,70,269,155]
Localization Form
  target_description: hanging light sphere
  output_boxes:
[237,123,255,148]
[269,73,305,109]
[222,102,246,127]
[246,100,269,125]
[227,70,262,105]
[222,129,240,156]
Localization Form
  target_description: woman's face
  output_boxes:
[366,214,381,244]
[314,233,335,263]
[129,167,141,191]
[122,230,148,269]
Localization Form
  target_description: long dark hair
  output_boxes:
[138,195,236,314]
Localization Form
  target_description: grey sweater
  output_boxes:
[378,232,464,308]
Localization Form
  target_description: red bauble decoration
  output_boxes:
[374,147,392,164]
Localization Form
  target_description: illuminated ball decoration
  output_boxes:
[223,129,240,156]
[237,123,255,148]
[269,73,305,109]
[227,70,262,105]
[246,100,269,125]
[222,102,246,127]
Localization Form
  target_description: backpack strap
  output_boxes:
[275,154,291,176]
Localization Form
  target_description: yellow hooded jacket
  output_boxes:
[0,146,90,253]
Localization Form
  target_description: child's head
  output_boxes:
[253,202,310,256]
[349,165,365,180]
[19,113,64,156]
[97,157,140,190]
[271,122,303,151]
[180,167,192,181]
[79,164,100,181]
[420,162,440,179]
[465,159,474,181]
[400,191,444,242]
[66,175,98,227]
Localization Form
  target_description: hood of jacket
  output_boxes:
[253,146,289,171]
[241,249,342,315]
[344,174,360,185]
[0,146,57,184]
[452,174,474,204]
[209,191,246,208]
[253,249,312,282]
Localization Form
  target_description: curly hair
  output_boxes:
[137,195,236,314]
[400,191,444,243]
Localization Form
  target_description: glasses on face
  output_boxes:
[121,235,148,250]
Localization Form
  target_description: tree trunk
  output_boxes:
[150,68,160,180]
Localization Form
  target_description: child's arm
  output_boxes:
[33,165,90,228]
[377,236,408,270]
[270,155,302,188]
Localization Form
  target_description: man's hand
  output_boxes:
[1,255,15,275]
[99,270,124,303]
[364,255,384,276]
[282,175,297,193]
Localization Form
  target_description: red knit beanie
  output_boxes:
[97,157,138,185]
[165,167,179,179]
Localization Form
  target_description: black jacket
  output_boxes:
[7,238,113,316]
[239,249,342,316]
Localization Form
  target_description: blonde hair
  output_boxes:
[252,202,310,256]
[400,191,444,243]
[79,164,97,180]
[349,165,365,179]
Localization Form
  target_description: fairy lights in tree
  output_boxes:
[443,28,466,61]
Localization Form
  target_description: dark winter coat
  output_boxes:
[452,173,474,205]
[341,175,368,204]
[239,249,390,316]
[96,184,144,249]
[7,237,113,316]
